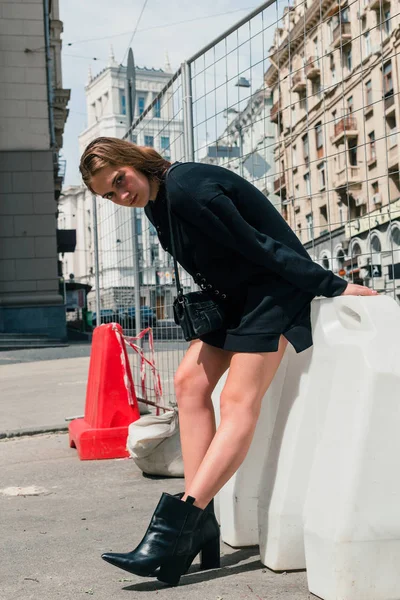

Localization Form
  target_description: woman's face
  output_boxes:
[90,165,158,208]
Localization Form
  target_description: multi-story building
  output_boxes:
[266,0,400,298]
[59,53,184,318]
[0,0,70,340]
[202,85,280,209]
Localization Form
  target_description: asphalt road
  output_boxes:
[0,432,311,600]
[0,340,187,366]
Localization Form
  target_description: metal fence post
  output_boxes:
[181,61,195,163]
[126,50,142,338]
[92,194,101,323]
[131,210,142,336]
[181,61,198,293]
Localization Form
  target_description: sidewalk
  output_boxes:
[0,356,90,436]
[0,347,310,599]
[0,433,310,600]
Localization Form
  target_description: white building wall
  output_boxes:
[0,1,50,151]
[61,58,183,310]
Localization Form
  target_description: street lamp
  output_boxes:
[235,76,251,88]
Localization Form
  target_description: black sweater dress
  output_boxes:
[144,162,348,354]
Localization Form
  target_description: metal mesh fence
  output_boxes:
[92,0,400,404]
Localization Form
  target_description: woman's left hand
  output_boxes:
[341,283,379,296]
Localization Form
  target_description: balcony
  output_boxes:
[305,56,321,79]
[368,0,389,10]
[270,100,281,124]
[385,92,395,115]
[331,116,358,145]
[388,144,398,171]
[332,22,352,48]
[334,166,362,191]
[292,72,306,93]
[327,0,349,17]
[274,175,287,197]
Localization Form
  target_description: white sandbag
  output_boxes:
[127,409,184,477]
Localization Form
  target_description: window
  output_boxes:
[297,222,302,240]
[302,134,309,165]
[348,139,357,166]
[328,19,333,44]
[312,78,322,98]
[346,48,352,71]
[347,96,353,114]
[372,181,379,197]
[299,91,307,111]
[384,62,393,96]
[144,135,154,147]
[138,96,146,115]
[119,90,126,115]
[132,134,137,145]
[364,31,371,57]
[304,172,311,196]
[366,80,373,106]
[154,97,161,118]
[338,201,344,225]
[391,226,400,247]
[386,115,397,148]
[321,254,330,269]
[318,162,326,189]
[137,243,143,263]
[383,8,391,35]
[161,136,170,158]
[306,213,314,241]
[136,217,142,235]
[370,235,382,253]
[151,245,160,263]
[337,249,346,272]
[149,223,157,236]
[315,122,324,158]
[330,55,336,84]
[313,37,319,60]
[368,131,376,162]
[292,145,298,169]
[341,7,349,22]
[361,15,367,30]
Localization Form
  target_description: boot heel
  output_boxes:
[200,536,220,570]
[157,556,187,586]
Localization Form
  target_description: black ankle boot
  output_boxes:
[101,493,220,585]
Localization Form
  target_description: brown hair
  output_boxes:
[79,137,171,192]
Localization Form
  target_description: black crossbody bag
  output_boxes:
[164,167,225,341]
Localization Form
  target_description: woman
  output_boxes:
[80,137,377,586]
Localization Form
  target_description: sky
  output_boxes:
[59,0,275,187]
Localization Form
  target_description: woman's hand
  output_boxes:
[341,283,379,296]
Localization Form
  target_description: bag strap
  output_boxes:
[164,163,184,298]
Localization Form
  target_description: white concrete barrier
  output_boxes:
[212,356,289,546]
[212,296,400,600]
[304,295,400,600]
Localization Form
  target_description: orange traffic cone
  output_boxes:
[69,323,140,460]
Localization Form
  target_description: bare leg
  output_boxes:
[183,336,288,508]
[174,340,232,490]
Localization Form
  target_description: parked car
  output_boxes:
[152,318,185,340]
[91,309,119,327]
[118,306,157,330]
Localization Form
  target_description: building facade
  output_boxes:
[0,0,70,338]
[266,0,400,298]
[59,54,185,318]
[202,86,280,210]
